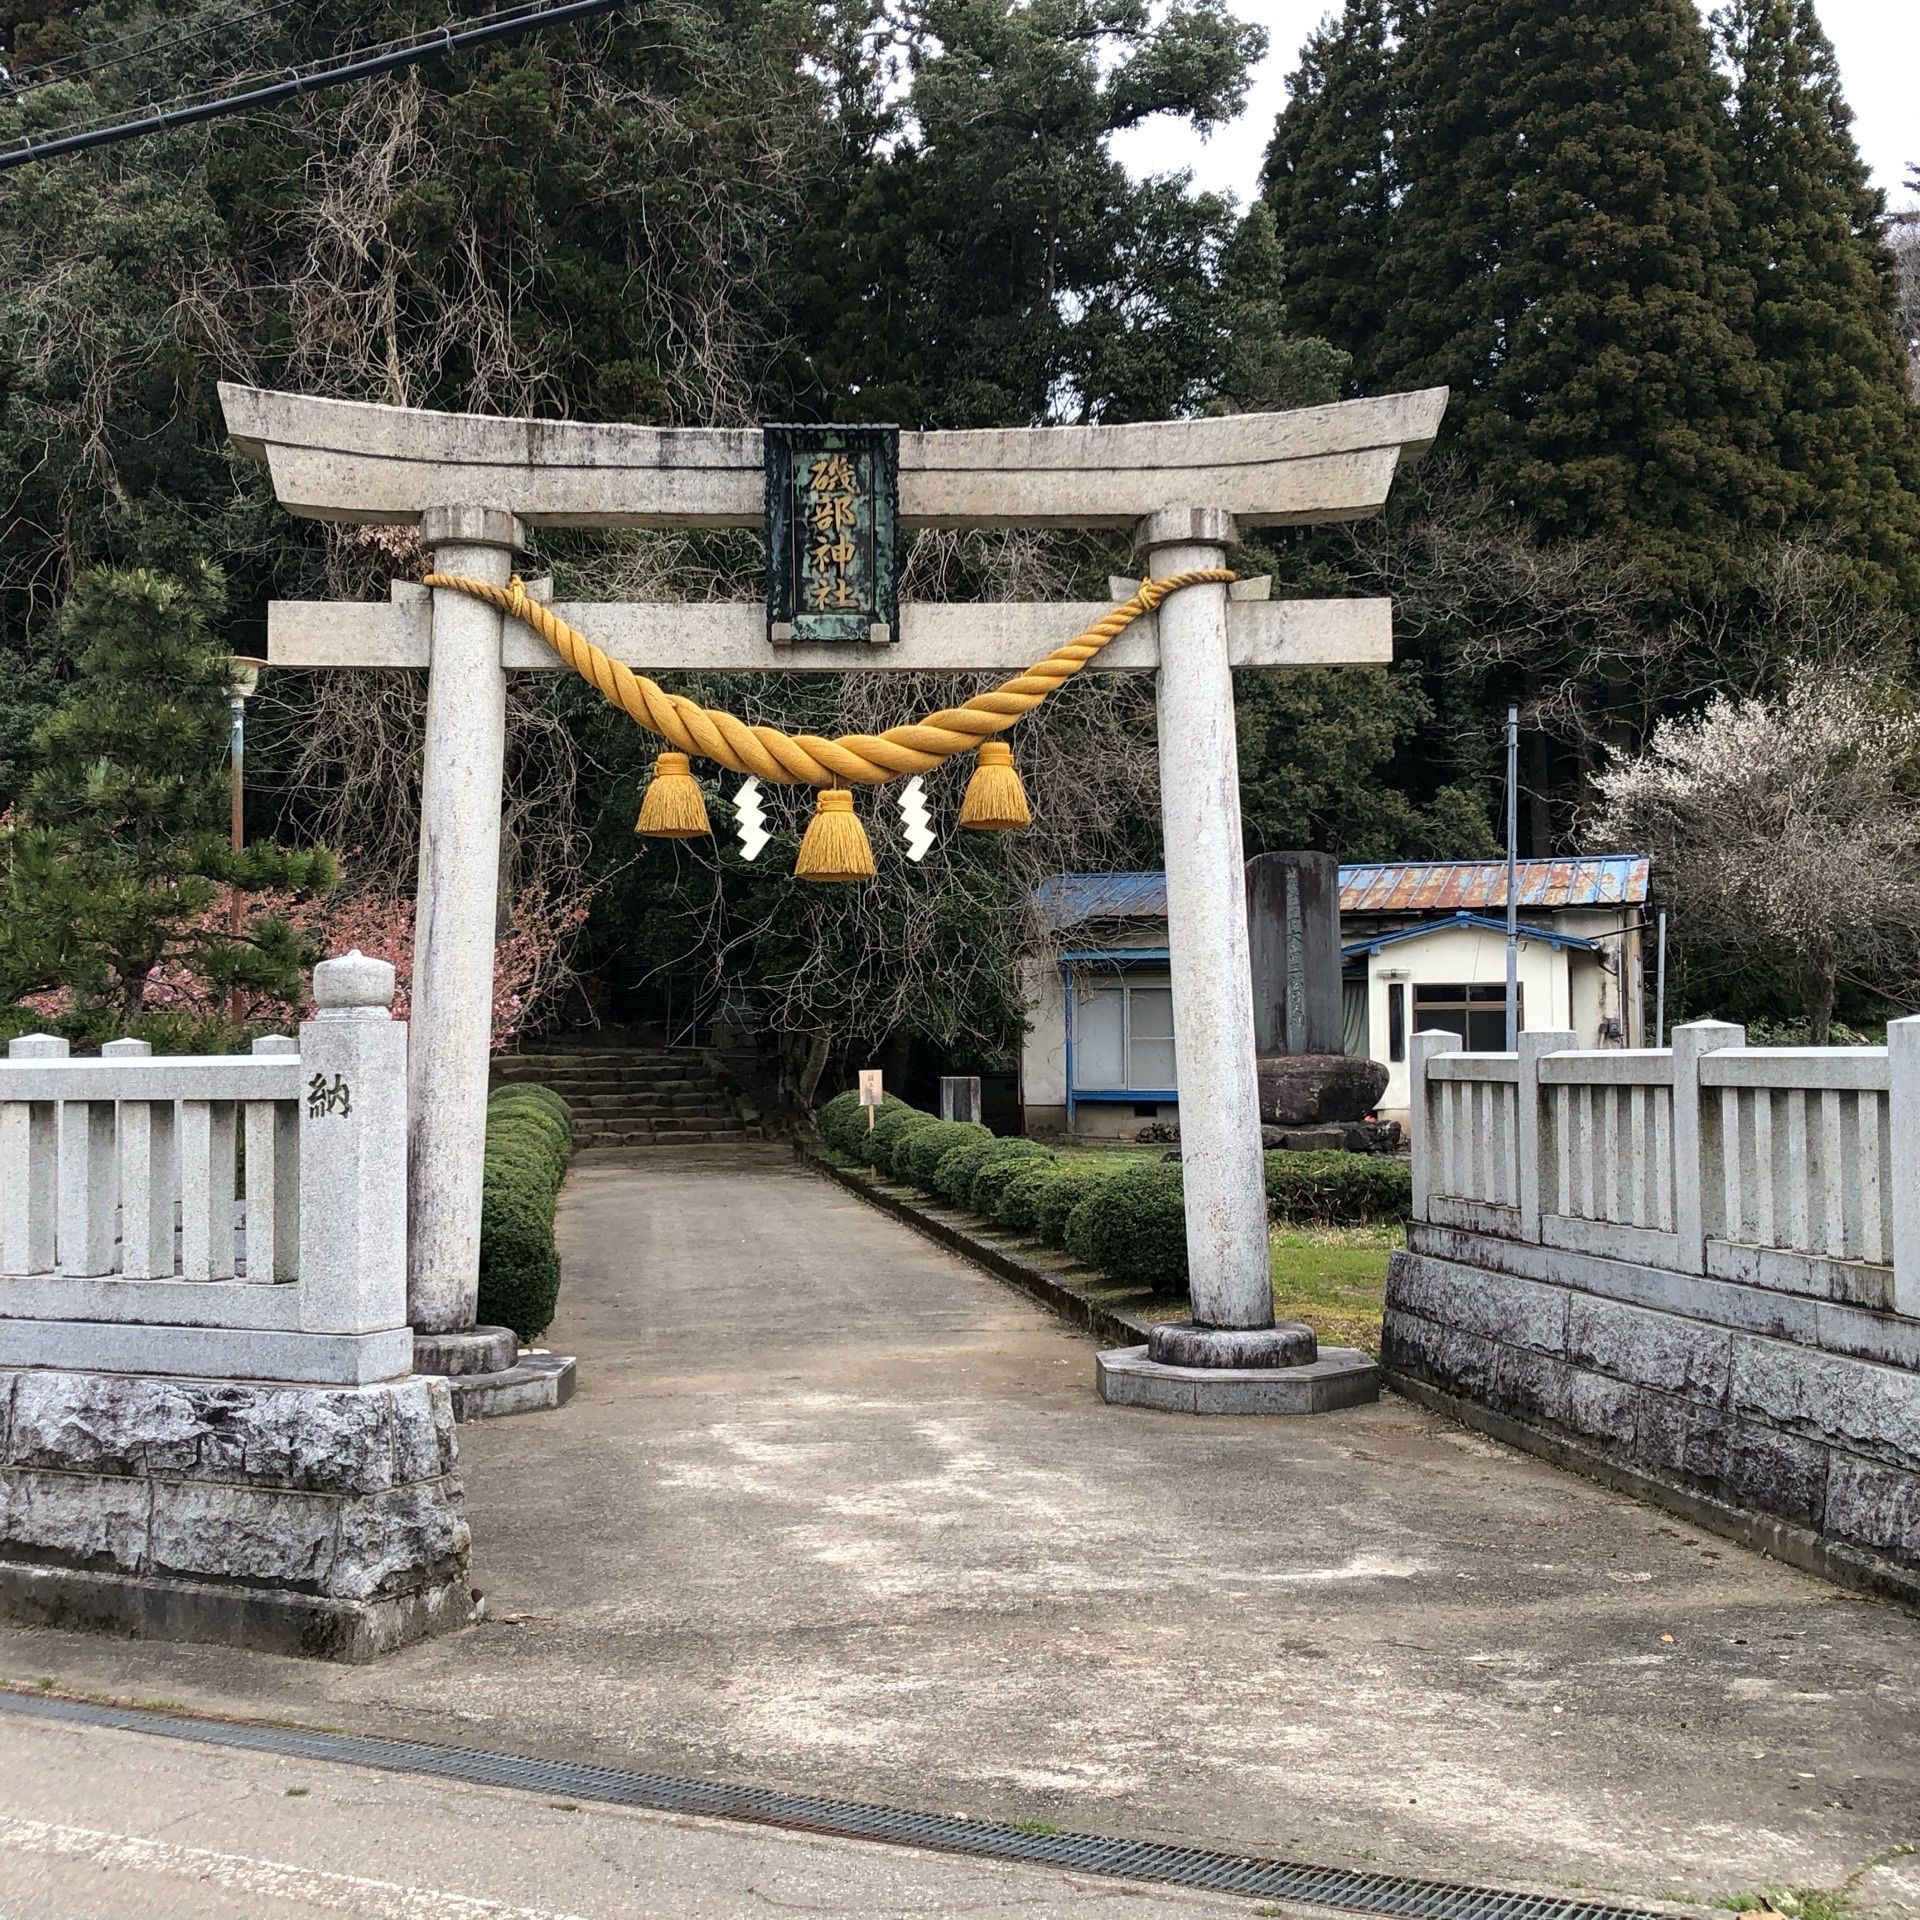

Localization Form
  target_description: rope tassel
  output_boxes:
[957,739,1030,831]
[795,788,875,882]
[635,751,710,838]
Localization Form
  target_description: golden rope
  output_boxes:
[419,569,1235,788]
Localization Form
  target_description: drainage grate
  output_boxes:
[0,1688,1667,1920]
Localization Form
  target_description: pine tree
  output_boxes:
[1377,0,1781,598]
[1713,0,1920,606]
[1259,0,1401,390]
[0,566,336,1022]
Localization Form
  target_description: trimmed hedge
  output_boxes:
[478,1084,574,1342]
[992,1160,1064,1232]
[932,1135,1003,1204]
[858,1100,940,1172]
[1263,1149,1411,1224]
[964,1140,1055,1214]
[1063,1166,1188,1292]
[894,1118,992,1188]
[1033,1163,1115,1247]
[818,1087,883,1156]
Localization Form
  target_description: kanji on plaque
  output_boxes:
[764,425,901,646]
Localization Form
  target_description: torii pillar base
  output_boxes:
[1096,1322,1379,1415]
[411,1325,577,1424]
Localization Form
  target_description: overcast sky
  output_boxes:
[1112,0,1918,209]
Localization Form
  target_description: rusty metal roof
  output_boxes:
[1338,856,1648,913]
[1035,855,1647,929]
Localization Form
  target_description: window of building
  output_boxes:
[1412,982,1521,1052]
[1073,973,1176,1092]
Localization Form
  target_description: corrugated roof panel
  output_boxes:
[1034,855,1647,928]
[1337,855,1648,912]
[1031,872,1168,927]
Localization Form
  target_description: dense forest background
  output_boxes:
[2,0,1918,1079]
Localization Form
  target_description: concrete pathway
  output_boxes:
[3,1147,1917,1915]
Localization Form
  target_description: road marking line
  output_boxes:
[0,1815,594,1920]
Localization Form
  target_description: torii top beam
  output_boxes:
[217,384,1449,532]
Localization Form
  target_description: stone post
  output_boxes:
[1515,1029,1575,1242]
[1408,1029,1461,1223]
[301,951,410,1337]
[409,505,524,1333]
[939,1076,982,1124]
[2,1034,66,1274]
[1671,1019,1744,1276]
[1138,507,1270,1332]
[1889,1014,1920,1319]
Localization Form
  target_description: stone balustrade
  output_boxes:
[0,951,412,1386]
[0,954,472,1659]
[1410,1018,1919,1314]
[1388,1018,1920,1606]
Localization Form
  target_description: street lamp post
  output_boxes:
[226,658,264,1023]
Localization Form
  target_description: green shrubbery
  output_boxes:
[892,1117,992,1186]
[1033,1163,1116,1247]
[478,1084,574,1342]
[1262,1150,1410,1224]
[858,1100,939,1172]
[810,1091,1404,1302]
[1063,1166,1188,1292]
[965,1140,1054,1214]
[991,1160,1064,1232]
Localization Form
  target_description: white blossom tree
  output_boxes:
[1589,671,1920,1042]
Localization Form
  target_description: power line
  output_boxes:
[3,0,309,98]
[0,0,623,173]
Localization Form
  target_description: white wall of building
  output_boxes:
[1019,912,1640,1135]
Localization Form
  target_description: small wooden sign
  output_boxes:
[764,425,901,647]
[858,1069,884,1107]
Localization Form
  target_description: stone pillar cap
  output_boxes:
[1132,506,1237,555]
[313,950,396,1015]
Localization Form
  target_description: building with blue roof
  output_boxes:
[1022,856,1651,1134]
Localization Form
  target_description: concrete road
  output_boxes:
[0,1711,1258,1919]
[2,1146,1917,1912]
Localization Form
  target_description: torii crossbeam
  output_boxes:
[222,383,1447,1408]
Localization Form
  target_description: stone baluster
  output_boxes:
[1516,1029,1575,1243]
[1408,1029,1460,1224]
[1670,1020,1745,1277]
[58,1052,118,1279]
[246,1035,300,1283]
[2,1034,66,1275]
[105,1037,176,1280]
[178,1096,238,1281]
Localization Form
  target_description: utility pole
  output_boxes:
[1505,703,1520,1052]
[1655,907,1668,1049]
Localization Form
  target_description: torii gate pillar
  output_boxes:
[410,507,520,1333]
[1137,508,1270,1332]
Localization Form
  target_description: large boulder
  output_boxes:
[1256,1052,1388,1126]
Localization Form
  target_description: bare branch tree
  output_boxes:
[1587,669,1920,1041]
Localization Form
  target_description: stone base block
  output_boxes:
[443,1352,576,1422]
[0,1560,473,1662]
[0,1368,472,1661]
[1096,1345,1379,1415]
[1146,1321,1317,1369]
[412,1325,518,1377]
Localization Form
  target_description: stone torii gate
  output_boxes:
[221,383,1447,1412]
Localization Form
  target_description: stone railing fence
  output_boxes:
[1411,1018,1920,1319]
[0,952,410,1385]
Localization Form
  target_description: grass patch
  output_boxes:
[1269,1222,1401,1355]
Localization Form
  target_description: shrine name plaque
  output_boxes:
[764,424,901,646]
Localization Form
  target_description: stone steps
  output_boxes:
[493,1045,762,1150]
